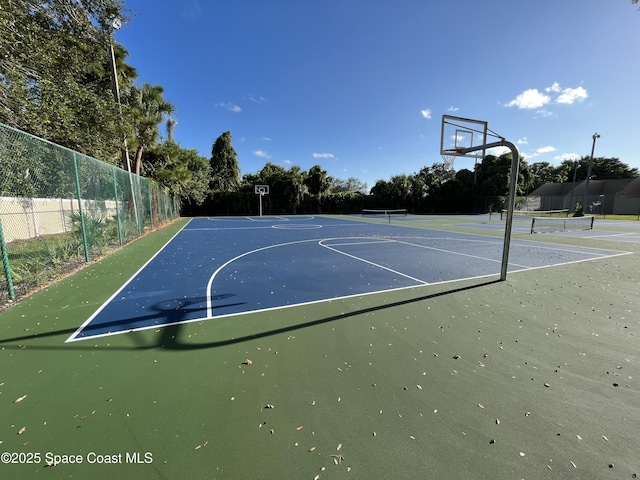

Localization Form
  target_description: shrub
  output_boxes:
[573,203,584,217]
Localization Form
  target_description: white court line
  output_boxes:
[588,232,640,240]
[502,250,631,274]
[206,239,321,318]
[389,237,532,269]
[326,240,397,246]
[65,218,197,342]
[186,226,275,232]
[509,239,620,257]
[206,236,433,318]
[318,238,430,285]
[245,216,304,222]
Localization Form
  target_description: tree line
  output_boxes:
[368,155,638,214]
[191,130,638,216]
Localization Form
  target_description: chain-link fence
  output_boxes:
[0,123,180,305]
[515,194,640,216]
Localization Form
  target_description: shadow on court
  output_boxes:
[0,278,501,351]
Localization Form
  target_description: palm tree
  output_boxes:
[127,83,175,176]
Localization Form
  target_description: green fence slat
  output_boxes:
[0,217,15,300]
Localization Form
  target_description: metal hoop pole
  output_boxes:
[455,140,519,281]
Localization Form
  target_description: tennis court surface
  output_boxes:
[68,215,628,342]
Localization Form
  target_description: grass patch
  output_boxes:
[1,213,175,306]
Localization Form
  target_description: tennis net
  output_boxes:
[530,215,594,234]
[500,209,568,220]
[361,209,408,224]
[362,209,408,217]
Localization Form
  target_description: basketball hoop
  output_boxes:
[254,184,269,195]
[254,184,269,216]
[441,149,461,170]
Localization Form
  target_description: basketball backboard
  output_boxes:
[254,184,269,195]
[440,115,489,159]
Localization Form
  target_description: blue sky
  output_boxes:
[116,0,640,190]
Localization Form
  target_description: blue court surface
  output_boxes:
[67,215,629,342]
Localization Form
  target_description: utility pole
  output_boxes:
[568,160,580,214]
[582,133,600,212]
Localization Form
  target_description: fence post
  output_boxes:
[112,167,123,246]
[148,182,154,230]
[72,152,90,262]
[135,177,143,235]
[0,217,15,300]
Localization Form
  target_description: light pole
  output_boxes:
[108,17,139,228]
[583,133,600,213]
[108,17,132,174]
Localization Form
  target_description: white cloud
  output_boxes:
[420,109,432,119]
[536,146,556,154]
[181,0,202,18]
[312,153,335,159]
[486,146,510,156]
[545,82,561,93]
[517,137,529,145]
[556,86,588,104]
[283,159,292,165]
[535,109,554,118]
[506,89,551,109]
[554,153,581,162]
[261,137,271,142]
[507,83,588,112]
[451,134,466,144]
[447,106,459,112]
[245,94,266,103]
[524,145,556,159]
[217,102,241,112]
[253,150,271,159]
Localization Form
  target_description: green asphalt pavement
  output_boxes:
[0,216,638,479]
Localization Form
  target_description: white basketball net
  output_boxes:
[441,153,456,170]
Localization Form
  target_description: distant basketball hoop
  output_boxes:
[255,185,269,216]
